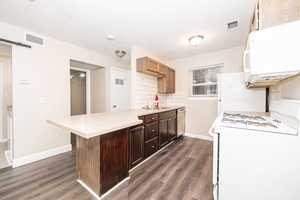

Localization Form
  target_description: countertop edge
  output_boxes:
[47,119,143,139]
[47,106,185,139]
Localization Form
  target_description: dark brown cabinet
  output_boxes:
[145,138,159,158]
[76,109,180,197]
[100,129,129,194]
[145,121,158,141]
[159,111,177,148]
[168,116,177,141]
[159,119,169,148]
[129,125,144,169]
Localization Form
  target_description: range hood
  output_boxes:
[245,71,300,88]
[243,20,300,88]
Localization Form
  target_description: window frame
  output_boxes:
[189,64,223,98]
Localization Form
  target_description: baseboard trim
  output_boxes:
[184,133,213,141]
[129,141,174,172]
[13,144,72,168]
[4,150,12,165]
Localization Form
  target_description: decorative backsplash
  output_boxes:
[135,72,187,108]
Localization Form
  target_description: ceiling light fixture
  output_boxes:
[188,35,204,46]
[79,73,86,78]
[106,34,115,40]
[115,50,126,58]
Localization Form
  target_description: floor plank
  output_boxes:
[0,137,213,200]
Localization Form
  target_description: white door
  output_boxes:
[218,72,266,114]
[110,67,130,111]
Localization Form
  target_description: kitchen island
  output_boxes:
[47,107,183,199]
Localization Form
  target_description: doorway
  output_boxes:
[70,68,90,149]
[0,44,12,169]
[70,69,88,115]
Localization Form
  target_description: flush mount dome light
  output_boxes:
[188,35,204,46]
[115,50,126,58]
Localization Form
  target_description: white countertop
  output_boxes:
[47,106,183,139]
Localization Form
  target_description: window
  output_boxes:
[190,65,221,97]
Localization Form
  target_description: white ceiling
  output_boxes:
[0,0,256,61]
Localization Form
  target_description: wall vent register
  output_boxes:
[25,33,44,45]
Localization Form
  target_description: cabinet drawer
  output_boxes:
[145,138,158,158]
[145,114,159,123]
[138,116,144,122]
[145,121,158,141]
[159,110,176,120]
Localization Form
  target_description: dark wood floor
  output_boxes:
[0,137,213,200]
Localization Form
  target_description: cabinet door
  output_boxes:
[259,0,300,29]
[100,129,129,194]
[168,69,175,93]
[159,119,169,147]
[158,64,169,76]
[168,117,177,141]
[129,126,144,169]
[145,121,158,141]
[145,138,159,158]
[148,58,159,72]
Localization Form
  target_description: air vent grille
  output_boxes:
[227,21,238,29]
[25,34,44,45]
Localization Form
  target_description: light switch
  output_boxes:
[39,97,47,103]
[19,80,30,85]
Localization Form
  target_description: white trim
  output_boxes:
[78,177,130,200]
[184,133,213,141]
[70,67,91,114]
[188,63,224,71]
[278,99,300,104]
[188,96,218,100]
[0,138,8,143]
[12,144,72,168]
[4,150,12,165]
[129,141,174,172]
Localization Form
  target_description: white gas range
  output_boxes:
[210,108,300,200]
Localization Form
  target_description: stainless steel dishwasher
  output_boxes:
[177,107,185,137]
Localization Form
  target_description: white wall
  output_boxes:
[130,46,169,109]
[278,75,300,100]
[91,68,107,113]
[0,21,128,160]
[168,46,245,138]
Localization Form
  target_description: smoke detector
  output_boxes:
[106,34,115,40]
[115,50,126,58]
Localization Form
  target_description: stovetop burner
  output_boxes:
[223,113,266,121]
[218,112,298,135]
[222,118,278,128]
